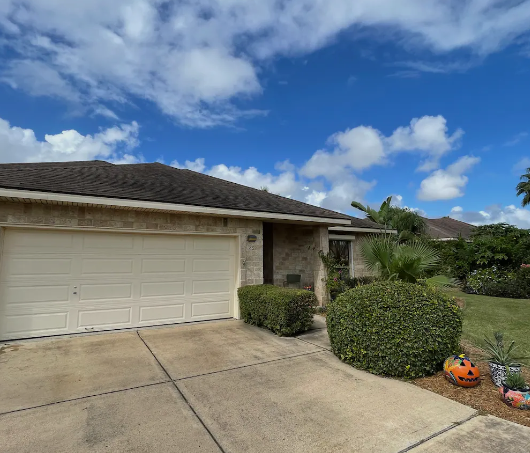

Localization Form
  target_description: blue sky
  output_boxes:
[1,1,530,226]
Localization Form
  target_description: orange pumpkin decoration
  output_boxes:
[443,354,480,387]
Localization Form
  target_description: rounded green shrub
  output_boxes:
[327,281,462,378]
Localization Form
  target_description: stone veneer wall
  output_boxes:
[352,232,377,278]
[0,201,264,287]
[272,223,329,305]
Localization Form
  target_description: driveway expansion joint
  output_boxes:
[295,336,331,351]
[396,412,479,453]
[0,380,171,417]
[136,330,226,453]
[175,349,328,381]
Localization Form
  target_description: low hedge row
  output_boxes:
[465,267,530,299]
[238,285,317,336]
[327,281,462,378]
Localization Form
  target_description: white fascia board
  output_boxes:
[329,234,356,240]
[0,188,352,226]
[329,226,398,234]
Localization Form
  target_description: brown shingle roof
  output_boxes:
[423,217,475,240]
[0,161,352,221]
[342,214,386,229]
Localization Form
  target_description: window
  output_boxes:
[329,239,353,278]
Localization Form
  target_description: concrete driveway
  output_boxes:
[1,317,529,453]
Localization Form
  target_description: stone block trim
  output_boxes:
[0,201,263,287]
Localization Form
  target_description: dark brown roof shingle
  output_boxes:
[423,217,475,239]
[0,161,352,221]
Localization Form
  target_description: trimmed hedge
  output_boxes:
[327,281,462,378]
[238,285,317,336]
[465,267,530,299]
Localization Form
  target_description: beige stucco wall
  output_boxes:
[0,201,264,287]
[272,223,329,305]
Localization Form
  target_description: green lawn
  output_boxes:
[452,291,530,367]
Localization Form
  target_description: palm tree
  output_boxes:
[516,168,530,207]
[360,235,440,283]
[351,196,393,227]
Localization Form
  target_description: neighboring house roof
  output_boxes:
[423,216,475,240]
[328,214,397,234]
[344,215,384,230]
[330,214,475,238]
[0,161,352,222]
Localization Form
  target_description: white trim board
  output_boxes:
[329,234,356,240]
[329,226,398,234]
[0,188,351,226]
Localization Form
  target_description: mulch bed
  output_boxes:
[413,341,530,427]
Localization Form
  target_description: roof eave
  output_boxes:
[0,188,351,226]
[329,226,398,234]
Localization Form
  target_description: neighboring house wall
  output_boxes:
[0,201,264,287]
[272,223,329,305]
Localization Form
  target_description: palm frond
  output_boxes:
[359,235,396,278]
[351,201,368,212]
[359,236,439,283]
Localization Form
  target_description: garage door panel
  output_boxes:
[141,235,187,251]
[140,258,186,274]
[81,258,134,276]
[140,281,185,298]
[77,307,132,329]
[139,304,185,324]
[79,283,133,301]
[192,237,230,251]
[0,229,236,340]
[191,300,231,318]
[4,230,75,251]
[1,312,70,337]
[4,285,71,305]
[192,258,231,273]
[82,234,135,250]
[3,258,73,278]
[192,279,231,295]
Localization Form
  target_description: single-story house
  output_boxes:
[0,161,383,341]
[422,216,475,241]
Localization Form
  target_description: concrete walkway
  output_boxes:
[1,317,528,453]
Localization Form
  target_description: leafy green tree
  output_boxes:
[387,206,427,239]
[351,195,426,240]
[433,223,530,281]
[360,235,440,283]
[516,168,530,207]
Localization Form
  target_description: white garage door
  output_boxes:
[0,229,237,340]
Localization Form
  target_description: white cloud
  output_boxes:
[0,117,140,163]
[301,115,462,180]
[301,126,385,178]
[171,158,206,173]
[417,155,480,201]
[305,190,327,207]
[2,1,530,126]
[504,132,528,147]
[207,164,301,198]
[450,204,530,229]
[275,160,296,172]
[167,156,376,213]
[386,115,464,171]
[513,157,530,174]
